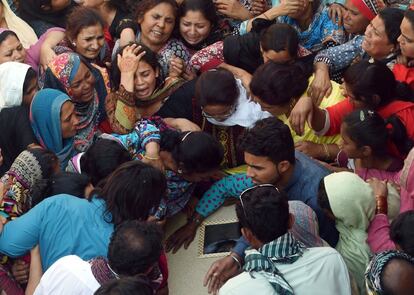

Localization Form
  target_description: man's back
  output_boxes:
[219,247,351,295]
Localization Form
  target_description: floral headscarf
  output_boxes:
[44,52,101,152]
[0,148,55,219]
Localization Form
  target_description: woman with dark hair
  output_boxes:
[176,0,222,55]
[0,161,166,271]
[291,60,414,159]
[194,68,269,169]
[40,6,112,101]
[66,138,132,187]
[250,61,344,159]
[333,110,408,178]
[105,117,224,219]
[31,172,92,207]
[107,42,195,134]
[80,0,135,42]
[310,7,404,101]
[113,0,190,80]
[0,27,65,70]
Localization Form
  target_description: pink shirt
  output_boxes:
[367,151,414,253]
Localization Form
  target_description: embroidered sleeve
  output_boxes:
[314,35,364,74]
[195,173,253,217]
[134,119,161,149]
[107,120,160,159]
[105,85,139,134]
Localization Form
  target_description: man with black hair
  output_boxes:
[192,117,339,294]
[219,186,351,295]
[169,117,337,245]
[33,221,163,294]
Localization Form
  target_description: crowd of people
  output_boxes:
[0,0,414,294]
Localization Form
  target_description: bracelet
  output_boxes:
[323,144,330,159]
[375,195,388,215]
[143,154,159,161]
[188,215,203,225]
[229,253,242,270]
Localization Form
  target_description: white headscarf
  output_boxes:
[1,0,38,48]
[206,79,271,128]
[0,61,32,111]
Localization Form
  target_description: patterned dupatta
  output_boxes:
[44,52,101,152]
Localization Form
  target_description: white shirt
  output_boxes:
[206,79,271,128]
[219,247,352,295]
[34,255,100,295]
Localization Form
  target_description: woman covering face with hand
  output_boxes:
[107,43,188,134]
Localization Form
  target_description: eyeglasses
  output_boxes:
[201,104,237,120]
[239,184,280,218]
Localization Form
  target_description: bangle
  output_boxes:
[375,195,388,215]
[188,215,203,225]
[143,154,159,161]
[323,144,330,159]
[229,253,242,270]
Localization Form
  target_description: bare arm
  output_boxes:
[163,118,201,132]
[25,246,42,295]
[244,0,305,32]
[289,95,327,136]
[219,63,252,91]
[307,62,332,104]
[39,30,66,69]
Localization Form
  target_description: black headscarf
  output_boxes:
[18,0,76,28]
[0,106,38,176]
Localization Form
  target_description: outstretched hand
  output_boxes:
[165,221,198,253]
[203,254,241,294]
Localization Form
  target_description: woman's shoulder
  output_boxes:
[40,194,101,211]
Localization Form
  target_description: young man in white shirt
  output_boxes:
[33,221,163,295]
[219,185,352,295]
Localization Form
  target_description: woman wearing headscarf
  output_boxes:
[43,52,105,152]
[0,148,58,295]
[0,61,37,111]
[365,250,414,295]
[0,27,72,72]
[319,172,400,294]
[30,88,79,170]
[0,0,38,48]
[0,62,38,175]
